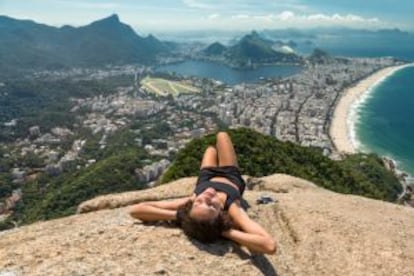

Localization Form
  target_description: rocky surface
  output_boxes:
[1,174,413,275]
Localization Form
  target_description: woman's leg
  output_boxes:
[216,131,239,168]
[200,145,218,169]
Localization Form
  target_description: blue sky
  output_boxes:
[1,0,413,33]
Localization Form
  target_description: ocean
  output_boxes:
[353,65,414,179]
[302,41,414,181]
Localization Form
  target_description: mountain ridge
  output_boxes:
[0,14,170,74]
[201,31,302,67]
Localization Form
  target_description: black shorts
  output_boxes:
[196,166,246,196]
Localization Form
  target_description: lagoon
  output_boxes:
[155,60,302,85]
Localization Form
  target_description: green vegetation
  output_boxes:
[161,128,401,202]
[0,75,134,142]
[0,173,15,199]
[0,146,149,230]
[0,121,169,230]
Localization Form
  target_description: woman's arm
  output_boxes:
[128,196,191,222]
[223,203,277,254]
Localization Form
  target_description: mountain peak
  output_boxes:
[240,30,271,44]
[250,30,260,37]
[105,13,120,22]
[90,14,121,26]
[203,42,227,56]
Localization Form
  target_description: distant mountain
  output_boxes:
[202,42,227,56]
[239,30,275,46]
[0,14,171,75]
[308,48,331,64]
[262,27,414,60]
[225,31,302,66]
[144,34,171,53]
[262,27,413,40]
[262,28,317,39]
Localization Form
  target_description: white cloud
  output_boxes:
[253,14,274,22]
[54,0,119,10]
[276,11,295,21]
[303,12,380,24]
[208,13,220,20]
[184,10,386,31]
[304,13,379,23]
[182,0,213,9]
[79,2,119,9]
[231,14,250,20]
[225,11,383,28]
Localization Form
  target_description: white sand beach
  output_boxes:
[330,64,409,154]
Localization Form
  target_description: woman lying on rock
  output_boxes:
[129,131,276,255]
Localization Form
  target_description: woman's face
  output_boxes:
[190,187,222,220]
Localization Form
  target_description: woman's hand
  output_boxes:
[129,197,191,222]
[223,203,277,254]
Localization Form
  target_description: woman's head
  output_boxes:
[176,188,232,243]
[191,187,222,220]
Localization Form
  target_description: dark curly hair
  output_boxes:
[176,200,233,243]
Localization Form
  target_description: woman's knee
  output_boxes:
[200,146,218,168]
[205,145,217,154]
[216,131,231,142]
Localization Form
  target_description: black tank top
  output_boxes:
[193,181,241,210]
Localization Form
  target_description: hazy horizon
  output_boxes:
[1,0,413,35]
[2,13,413,44]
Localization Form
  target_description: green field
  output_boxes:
[141,77,200,97]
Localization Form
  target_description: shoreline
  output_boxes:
[330,63,411,154]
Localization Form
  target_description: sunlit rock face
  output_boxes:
[1,174,413,276]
